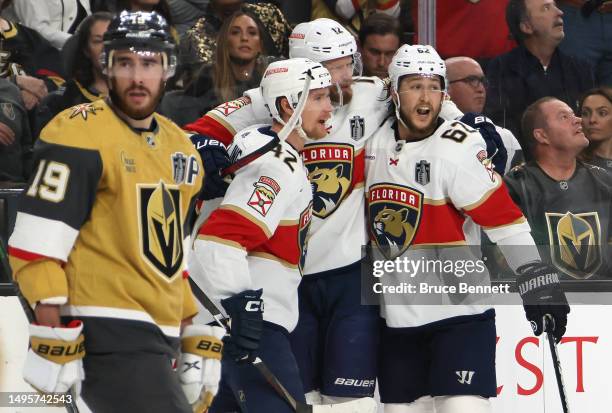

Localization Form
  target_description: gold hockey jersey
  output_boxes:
[9,99,203,353]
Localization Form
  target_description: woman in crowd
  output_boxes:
[33,12,112,138]
[160,8,269,126]
[581,87,612,173]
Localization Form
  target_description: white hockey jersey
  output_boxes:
[185,77,391,274]
[188,126,313,332]
[365,118,531,327]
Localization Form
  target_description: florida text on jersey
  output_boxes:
[9,100,203,354]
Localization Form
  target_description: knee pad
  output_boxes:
[384,396,434,413]
[433,395,491,413]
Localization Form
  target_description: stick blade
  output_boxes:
[312,397,377,413]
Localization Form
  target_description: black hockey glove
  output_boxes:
[220,289,264,363]
[190,134,230,200]
[460,113,508,174]
[516,262,570,343]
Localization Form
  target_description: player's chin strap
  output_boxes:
[187,279,378,413]
[277,69,313,142]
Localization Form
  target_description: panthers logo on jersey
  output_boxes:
[302,143,353,218]
[546,211,602,280]
[138,181,184,280]
[298,201,313,274]
[368,183,423,260]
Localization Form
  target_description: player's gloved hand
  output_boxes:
[220,289,264,363]
[23,320,85,395]
[516,262,570,343]
[190,134,230,200]
[460,113,508,174]
[179,324,225,410]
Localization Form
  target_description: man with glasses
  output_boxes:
[445,56,522,173]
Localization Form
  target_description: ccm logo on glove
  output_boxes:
[245,300,263,312]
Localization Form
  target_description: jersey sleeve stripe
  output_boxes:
[198,208,270,250]
[8,246,50,262]
[460,178,503,211]
[196,234,246,251]
[183,115,234,146]
[250,252,298,269]
[9,212,79,261]
[464,184,525,228]
[220,205,272,238]
[413,203,466,245]
[251,223,300,266]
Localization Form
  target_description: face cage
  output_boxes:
[101,47,177,80]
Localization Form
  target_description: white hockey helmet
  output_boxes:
[389,44,447,93]
[260,58,333,125]
[289,18,360,68]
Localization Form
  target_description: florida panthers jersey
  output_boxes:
[185,77,391,274]
[9,100,203,354]
[365,118,530,327]
[189,126,313,332]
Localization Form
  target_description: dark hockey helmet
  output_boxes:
[101,11,176,78]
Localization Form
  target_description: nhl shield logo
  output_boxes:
[349,115,365,141]
[546,211,602,279]
[415,160,430,185]
[302,143,354,218]
[298,202,313,273]
[171,152,187,184]
[368,183,423,260]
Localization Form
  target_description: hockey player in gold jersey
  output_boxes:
[8,11,223,413]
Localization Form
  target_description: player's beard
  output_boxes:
[109,78,164,121]
[399,104,442,139]
[330,83,353,106]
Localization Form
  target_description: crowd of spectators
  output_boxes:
[1,0,611,203]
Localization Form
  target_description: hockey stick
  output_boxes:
[0,242,80,413]
[188,279,377,413]
[545,315,570,413]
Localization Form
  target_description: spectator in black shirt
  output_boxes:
[485,0,595,160]
[33,12,112,138]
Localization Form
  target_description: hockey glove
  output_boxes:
[220,289,264,363]
[460,113,508,174]
[190,134,230,200]
[516,262,570,343]
[179,324,225,410]
[24,320,85,395]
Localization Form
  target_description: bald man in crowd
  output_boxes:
[445,56,523,173]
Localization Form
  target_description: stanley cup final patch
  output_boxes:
[247,176,281,217]
[349,115,365,141]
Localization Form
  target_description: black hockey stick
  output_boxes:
[188,279,377,413]
[545,315,570,413]
[0,242,80,413]
[187,278,305,412]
